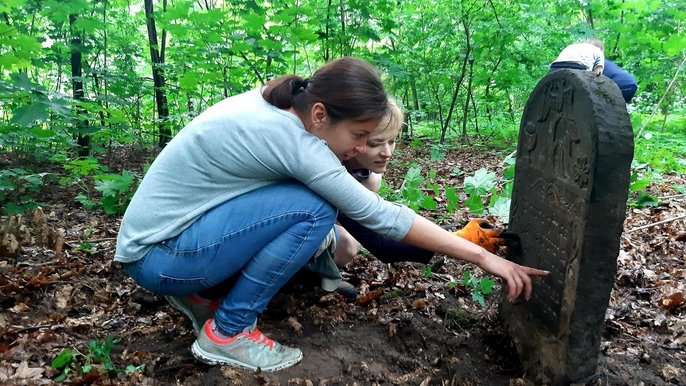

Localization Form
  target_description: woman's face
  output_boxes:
[306,103,381,162]
[353,129,397,173]
[315,119,381,161]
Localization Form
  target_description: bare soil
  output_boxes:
[1,145,684,385]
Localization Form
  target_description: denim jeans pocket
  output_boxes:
[159,274,214,296]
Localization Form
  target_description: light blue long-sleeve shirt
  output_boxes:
[114,89,416,263]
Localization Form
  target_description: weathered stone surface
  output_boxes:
[501,69,634,385]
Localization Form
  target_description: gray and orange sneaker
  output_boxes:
[191,319,302,371]
[165,295,221,334]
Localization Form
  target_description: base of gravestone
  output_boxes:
[501,296,599,385]
[500,69,634,385]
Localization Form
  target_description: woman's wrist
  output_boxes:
[470,247,490,268]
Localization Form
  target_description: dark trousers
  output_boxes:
[549,61,588,72]
[337,214,433,264]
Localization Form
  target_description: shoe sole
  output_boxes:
[190,341,303,372]
[165,296,201,334]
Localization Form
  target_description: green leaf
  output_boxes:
[403,165,423,187]
[10,72,37,92]
[0,0,25,13]
[3,202,30,214]
[430,145,445,161]
[76,194,97,210]
[664,34,686,57]
[0,179,16,191]
[478,277,494,294]
[460,270,472,287]
[671,185,685,194]
[420,195,438,210]
[178,71,201,91]
[489,197,511,222]
[54,369,70,383]
[471,292,485,307]
[29,127,56,138]
[634,192,659,207]
[502,181,514,198]
[445,187,460,213]
[11,102,48,126]
[630,178,652,192]
[464,168,496,196]
[503,163,515,180]
[465,195,485,215]
[94,171,135,197]
[125,364,145,374]
[51,349,74,370]
[100,195,120,215]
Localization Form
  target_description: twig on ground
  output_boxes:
[625,215,686,234]
[64,237,118,244]
[17,259,60,267]
[660,193,686,200]
[621,234,639,249]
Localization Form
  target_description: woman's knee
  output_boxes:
[280,183,337,225]
[333,226,360,266]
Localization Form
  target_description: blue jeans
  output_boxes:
[123,182,337,335]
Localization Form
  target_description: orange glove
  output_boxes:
[453,218,506,253]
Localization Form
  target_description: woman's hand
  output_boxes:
[475,249,549,301]
[402,215,549,302]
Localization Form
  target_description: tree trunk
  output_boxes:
[339,0,346,56]
[69,14,90,157]
[441,20,471,144]
[462,58,475,138]
[484,56,502,124]
[144,0,171,148]
[411,81,420,112]
[325,0,332,61]
[428,79,445,135]
[402,87,413,140]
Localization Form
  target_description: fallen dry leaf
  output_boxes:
[9,303,30,313]
[14,360,44,380]
[357,289,383,306]
[55,284,73,309]
[287,316,303,334]
[0,366,11,382]
[412,299,428,309]
[220,366,243,384]
[661,364,682,382]
[660,292,685,311]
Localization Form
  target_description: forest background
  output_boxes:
[0,0,685,215]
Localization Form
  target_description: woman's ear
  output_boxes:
[310,102,328,125]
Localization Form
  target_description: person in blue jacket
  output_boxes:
[603,59,638,103]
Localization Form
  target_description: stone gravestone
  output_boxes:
[501,69,634,385]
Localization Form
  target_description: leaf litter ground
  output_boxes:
[0,145,684,385]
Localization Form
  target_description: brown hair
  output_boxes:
[262,57,388,124]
